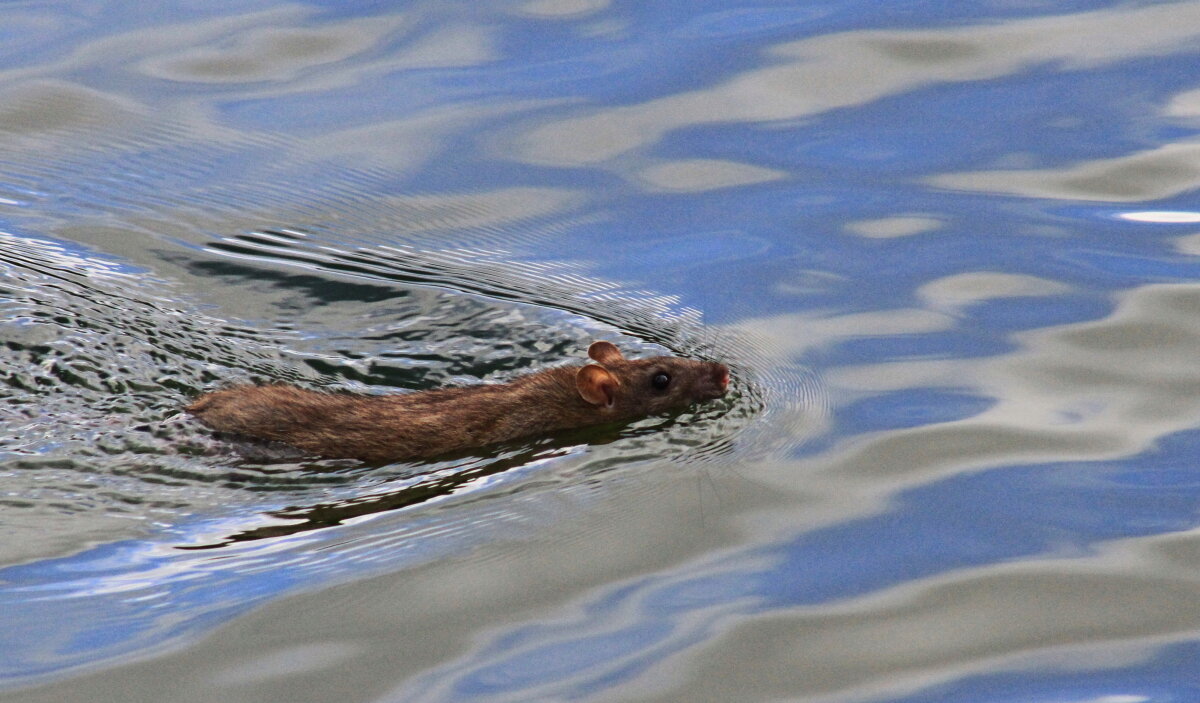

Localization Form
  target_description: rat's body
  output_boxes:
[188,342,729,463]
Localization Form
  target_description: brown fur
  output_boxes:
[188,342,729,463]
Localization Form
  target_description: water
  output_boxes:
[2,1,1200,701]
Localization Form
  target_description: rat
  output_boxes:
[187,341,729,463]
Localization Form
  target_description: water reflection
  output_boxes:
[3,0,1200,700]
[932,141,1200,202]
[514,2,1200,166]
[375,275,1200,701]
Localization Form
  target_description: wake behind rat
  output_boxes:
[188,341,729,463]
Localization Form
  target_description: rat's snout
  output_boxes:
[700,362,730,399]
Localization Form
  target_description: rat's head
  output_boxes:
[575,341,729,419]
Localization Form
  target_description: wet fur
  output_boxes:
[188,343,728,463]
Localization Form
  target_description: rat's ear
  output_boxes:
[576,364,620,408]
[588,341,624,365]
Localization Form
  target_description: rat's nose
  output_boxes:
[715,365,730,391]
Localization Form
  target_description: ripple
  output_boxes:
[0,69,821,686]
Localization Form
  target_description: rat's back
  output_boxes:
[186,341,728,462]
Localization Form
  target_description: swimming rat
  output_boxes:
[188,341,729,463]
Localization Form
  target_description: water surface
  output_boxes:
[3,1,1200,701]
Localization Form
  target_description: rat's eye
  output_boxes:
[651,372,671,391]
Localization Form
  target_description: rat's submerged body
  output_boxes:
[188,341,729,463]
